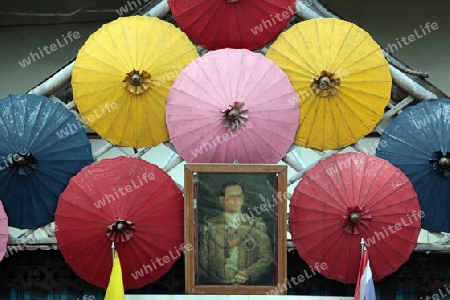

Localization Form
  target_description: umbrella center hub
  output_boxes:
[13,154,29,166]
[344,207,371,235]
[429,151,450,176]
[107,218,136,242]
[439,157,450,169]
[8,153,37,176]
[123,69,152,95]
[349,212,361,223]
[227,109,239,120]
[318,76,331,89]
[311,71,340,97]
[221,101,249,130]
[130,74,143,86]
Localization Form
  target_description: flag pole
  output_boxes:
[111,242,115,264]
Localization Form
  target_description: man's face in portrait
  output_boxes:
[220,185,245,213]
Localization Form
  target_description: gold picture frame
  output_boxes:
[184,164,287,295]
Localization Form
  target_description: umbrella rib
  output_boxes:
[296,22,321,75]
[341,63,389,78]
[370,230,411,264]
[0,103,20,151]
[180,1,219,34]
[361,155,376,206]
[383,119,437,158]
[29,174,59,220]
[212,52,231,102]
[149,30,188,69]
[294,185,347,212]
[338,47,386,76]
[339,85,390,103]
[169,85,222,108]
[244,65,295,107]
[337,88,385,119]
[329,96,342,149]
[168,118,221,140]
[74,51,125,75]
[326,20,353,72]
[315,18,325,73]
[238,54,267,103]
[302,96,322,148]
[239,0,267,48]
[292,222,341,246]
[0,172,13,200]
[21,98,35,150]
[23,100,56,151]
[5,98,25,151]
[331,155,355,209]
[365,174,407,207]
[422,101,443,149]
[333,92,371,136]
[249,92,298,110]
[37,141,92,158]
[235,123,267,162]
[402,112,441,154]
[332,25,370,72]
[330,235,353,283]
[369,196,420,214]
[313,160,349,209]
[439,101,450,148]
[363,163,395,206]
[417,172,442,225]
[33,121,86,154]
[101,93,133,145]
[270,34,317,77]
[371,217,421,231]
[290,205,345,217]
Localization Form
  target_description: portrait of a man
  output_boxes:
[197,178,275,285]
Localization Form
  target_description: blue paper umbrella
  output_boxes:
[0,94,93,229]
[376,98,450,232]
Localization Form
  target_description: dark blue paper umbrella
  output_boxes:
[376,98,450,232]
[0,94,93,229]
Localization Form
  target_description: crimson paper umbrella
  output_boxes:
[169,0,295,50]
[376,98,450,232]
[55,156,184,290]
[166,48,299,163]
[0,201,8,262]
[289,152,421,283]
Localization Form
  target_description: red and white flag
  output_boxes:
[354,240,376,300]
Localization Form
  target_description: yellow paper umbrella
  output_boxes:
[72,16,199,147]
[266,18,392,150]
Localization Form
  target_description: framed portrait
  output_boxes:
[184,164,287,295]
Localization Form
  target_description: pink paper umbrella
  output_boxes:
[0,201,8,262]
[166,48,299,163]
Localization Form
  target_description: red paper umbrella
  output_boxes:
[289,152,422,284]
[169,0,295,50]
[55,156,184,290]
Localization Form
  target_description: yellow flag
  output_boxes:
[105,252,125,300]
